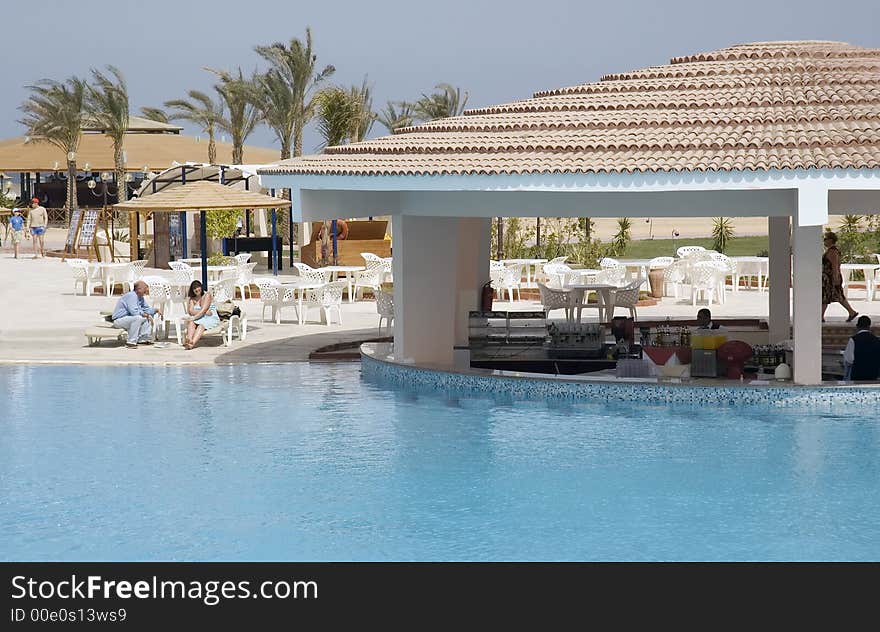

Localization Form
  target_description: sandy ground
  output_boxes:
[0,226,876,365]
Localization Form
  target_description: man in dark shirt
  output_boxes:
[844,316,880,381]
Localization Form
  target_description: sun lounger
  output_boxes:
[84,322,127,346]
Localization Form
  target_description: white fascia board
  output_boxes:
[261,168,880,223]
[261,167,880,195]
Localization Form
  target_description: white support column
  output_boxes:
[768,216,791,344]
[453,218,491,368]
[392,215,459,366]
[791,186,827,385]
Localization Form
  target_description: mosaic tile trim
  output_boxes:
[360,347,880,409]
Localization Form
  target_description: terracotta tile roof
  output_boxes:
[259,40,880,177]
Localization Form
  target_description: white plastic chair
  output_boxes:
[708,253,736,302]
[690,262,718,306]
[303,280,347,325]
[648,256,674,269]
[352,266,383,300]
[677,246,706,258]
[492,264,523,301]
[233,253,252,266]
[125,259,148,292]
[293,262,332,283]
[254,277,300,324]
[67,259,102,296]
[663,259,689,298]
[537,283,583,323]
[610,278,641,319]
[542,263,572,288]
[599,257,620,268]
[168,261,195,283]
[595,265,627,287]
[376,289,394,333]
[234,262,257,299]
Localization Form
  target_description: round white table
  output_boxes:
[564,283,617,322]
[281,280,328,325]
[841,263,880,301]
[89,261,130,296]
[317,265,366,303]
[500,258,547,287]
[729,256,769,292]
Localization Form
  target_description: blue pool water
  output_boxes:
[1,363,878,561]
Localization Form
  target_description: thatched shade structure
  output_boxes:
[115,180,290,286]
[114,180,289,212]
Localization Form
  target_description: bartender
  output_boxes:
[695,308,725,330]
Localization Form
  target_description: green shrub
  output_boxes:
[712,217,735,253]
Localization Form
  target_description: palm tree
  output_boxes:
[413,83,469,122]
[377,100,415,133]
[349,79,376,143]
[87,65,129,202]
[19,75,87,214]
[140,106,169,123]
[253,27,334,158]
[315,87,357,149]
[206,67,262,164]
[315,80,376,150]
[164,91,224,164]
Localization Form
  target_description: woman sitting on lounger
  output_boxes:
[184,280,220,350]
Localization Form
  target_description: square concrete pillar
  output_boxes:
[392,216,491,367]
[768,216,791,343]
[392,215,458,366]
[791,188,825,384]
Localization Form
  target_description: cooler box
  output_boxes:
[691,349,718,377]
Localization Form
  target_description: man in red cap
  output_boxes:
[27,197,48,258]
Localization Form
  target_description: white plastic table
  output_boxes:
[729,256,769,292]
[318,265,366,303]
[565,268,600,285]
[618,258,667,289]
[841,263,880,301]
[500,258,547,287]
[90,261,130,296]
[281,279,327,325]
[564,283,617,322]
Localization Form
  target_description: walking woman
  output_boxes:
[184,280,220,349]
[821,231,858,322]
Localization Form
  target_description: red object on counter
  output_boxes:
[717,340,754,379]
[643,346,692,366]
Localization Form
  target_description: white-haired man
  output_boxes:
[111,280,162,348]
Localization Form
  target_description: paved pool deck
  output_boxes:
[0,233,876,366]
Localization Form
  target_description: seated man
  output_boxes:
[112,280,162,349]
[695,308,725,330]
[844,316,880,381]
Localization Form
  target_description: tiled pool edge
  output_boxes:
[360,343,880,407]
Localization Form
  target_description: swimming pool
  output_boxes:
[1,363,878,561]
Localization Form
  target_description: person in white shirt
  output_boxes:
[694,308,726,331]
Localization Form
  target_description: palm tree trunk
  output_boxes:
[115,145,127,203]
[280,140,291,160]
[293,121,303,157]
[232,139,243,165]
[67,159,78,213]
[208,131,217,164]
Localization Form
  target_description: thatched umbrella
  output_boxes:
[114,180,291,287]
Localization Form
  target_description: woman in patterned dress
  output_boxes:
[821,232,858,323]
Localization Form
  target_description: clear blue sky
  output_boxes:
[5,0,879,158]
